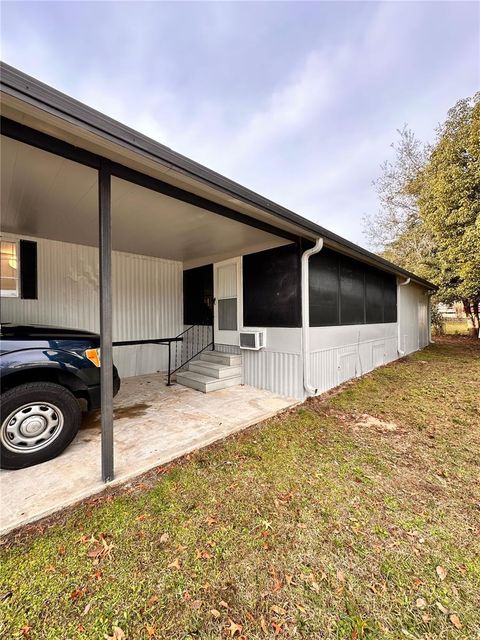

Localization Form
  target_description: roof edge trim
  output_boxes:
[0,61,437,290]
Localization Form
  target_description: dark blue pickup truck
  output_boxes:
[0,324,120,470]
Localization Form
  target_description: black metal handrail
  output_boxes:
[112,323,213,386]
[168,324,213,385]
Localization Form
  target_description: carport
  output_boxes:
[0,120,294,479]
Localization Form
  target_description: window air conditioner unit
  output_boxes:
[239,330,266,350]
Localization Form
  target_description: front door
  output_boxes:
[214,258,241,346]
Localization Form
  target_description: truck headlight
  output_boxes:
[85,348,101,367]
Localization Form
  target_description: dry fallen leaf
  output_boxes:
[436,565,447,581]
[227,619,243,636]
[159,533,169,544]
[436,601,449,614]
[337,569,346,582]
[168,558,181,570]
[415,598,427,609]
[104,627,126,640]
[421,613,432,623]
[219,600,229,609]
[191,599,202,609]
[82,602,92,615]
[449,614,463,630]
[135,513,148,522]
[270,604,286,616]
[146,625,156,638]
[260,616,269,634]
[210,609,221,619]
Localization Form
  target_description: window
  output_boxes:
[383,275,397,323]
[309,248,397,326]
[365,267,384,323]
[0,241,19,297]
[243,244,301,328]
[339,257,365,324]
[309,250,339,326]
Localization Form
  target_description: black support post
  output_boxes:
[99,160,114,482]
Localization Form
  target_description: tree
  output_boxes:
[417,94,480,331]
[364,93,480,335]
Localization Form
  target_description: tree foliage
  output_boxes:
[364,93,480,331]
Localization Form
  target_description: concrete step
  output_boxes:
[188,360,242,379]
[200,351,242,366]
[176,370,242,393]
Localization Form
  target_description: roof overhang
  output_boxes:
[0,61,436,289]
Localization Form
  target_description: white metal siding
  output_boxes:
[216,328,303,399]
[309,324,399,395]
[243,349,303,399]
[399,283,429,354]
[1,234,183,378]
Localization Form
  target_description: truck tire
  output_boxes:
[0,382,81,470]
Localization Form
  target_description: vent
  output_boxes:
[239,330,266,350]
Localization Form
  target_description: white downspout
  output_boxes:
[426,290,435,344]
[301,237,324,396]
[397,277,410,356]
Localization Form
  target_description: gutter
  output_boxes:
[397,277,411,356]
[302,238,324,396]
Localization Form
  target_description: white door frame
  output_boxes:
[213,257,242,347]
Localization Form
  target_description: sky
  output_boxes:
[1,1,479,248]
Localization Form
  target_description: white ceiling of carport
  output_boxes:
[0,136,288,267]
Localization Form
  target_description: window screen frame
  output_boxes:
[0,239,20,298]
[243,243,302,328]
[309,248,398,327]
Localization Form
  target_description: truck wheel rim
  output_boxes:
[1,402,64,454]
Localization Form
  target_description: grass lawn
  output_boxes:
[1,337,479,639]
[442,319,470,336]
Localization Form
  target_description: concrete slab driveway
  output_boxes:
[0,374,297,535]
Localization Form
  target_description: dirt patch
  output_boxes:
[353,413,398,432]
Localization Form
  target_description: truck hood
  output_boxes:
[1,323,100,340]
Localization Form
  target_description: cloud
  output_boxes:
[1,1,478,248]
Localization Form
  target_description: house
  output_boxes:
[0,62,435,482]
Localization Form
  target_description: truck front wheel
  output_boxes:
[0,382,81,470]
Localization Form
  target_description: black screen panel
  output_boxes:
[20,240,37,300]
[309,249,339,326]
[383,274,398,323]
[243,243,301,328]
[309,248,398,326]
[339,257,365,325]
[183,264,213,325]
[365,267,384,323]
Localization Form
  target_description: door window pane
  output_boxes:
[218,298,237,330]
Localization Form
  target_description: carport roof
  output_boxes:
[0,61,436,290]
